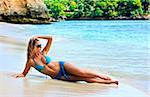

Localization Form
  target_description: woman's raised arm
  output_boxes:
[36,36,53,55]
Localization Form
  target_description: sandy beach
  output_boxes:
[0,72,149,97]
[0,21,149,97]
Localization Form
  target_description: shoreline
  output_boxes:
[0,22,149,96]
[0,14,149,24]
[0,72,149,97]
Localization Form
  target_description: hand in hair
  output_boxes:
[32,36,38,40]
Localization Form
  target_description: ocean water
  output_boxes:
[0,20,149,94]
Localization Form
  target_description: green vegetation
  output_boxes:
[44,0,150,20]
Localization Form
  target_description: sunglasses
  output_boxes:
[36,44,42,48]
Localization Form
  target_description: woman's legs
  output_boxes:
[86,78,118,85]
[64,62,111,80]
[61,75,118,85]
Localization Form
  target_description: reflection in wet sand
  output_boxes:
[0,72,149,97]
[22,77,113,97]
[0,73,113,97]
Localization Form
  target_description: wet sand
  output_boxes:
[0,22,149,96]
[0,72,149,97]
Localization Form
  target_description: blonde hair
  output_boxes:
[27,38,39,62]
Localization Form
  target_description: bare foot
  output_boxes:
[111,80,119,85]
[115,81,119,85]
[105,80,119,85]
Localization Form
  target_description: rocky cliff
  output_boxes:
[0,0,52,24]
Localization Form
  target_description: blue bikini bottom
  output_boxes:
[53,61,70,80]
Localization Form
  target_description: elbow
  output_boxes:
[48,36,52,41]
[49,36,52,40]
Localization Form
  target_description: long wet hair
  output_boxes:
[27,38,39,62]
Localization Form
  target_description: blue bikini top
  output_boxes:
[33,53,51,71]
[44,55,51,65]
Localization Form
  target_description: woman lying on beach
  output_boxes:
[15,36,118,85]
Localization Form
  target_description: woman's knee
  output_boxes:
[78,70,96,77]
[78,70,87,77]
